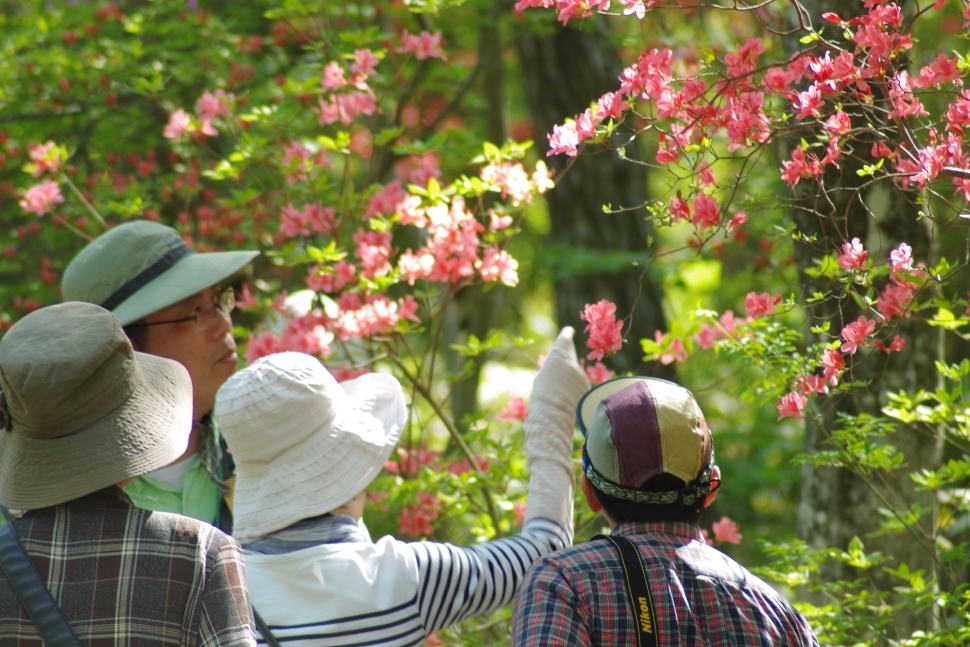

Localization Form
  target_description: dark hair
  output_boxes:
[593,473,708,524]
[123,322,149,350]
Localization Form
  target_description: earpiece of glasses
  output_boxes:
[128,288,235,331]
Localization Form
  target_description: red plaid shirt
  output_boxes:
[0,488,255,646]
[513,520,818,646]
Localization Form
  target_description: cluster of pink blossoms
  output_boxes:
[778,239,917,421]
[524,1,970,242]
[18,141,65,216]
[164,89,234,141]
[701,516,743,546]
[240,29,553,363]
[383,445,489,479]
[580,299,624,361]
[397,492,441,538]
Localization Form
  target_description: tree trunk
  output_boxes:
[787,0,940,637]
[515,20,670,378]
[448,8,508,432]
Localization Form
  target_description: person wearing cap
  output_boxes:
[0,302,256,645]
[60,220,259,530]
[512,376,819,646]
[214,327,589,646]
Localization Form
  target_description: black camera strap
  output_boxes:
[0,523,83,646]
[594,533,659,647]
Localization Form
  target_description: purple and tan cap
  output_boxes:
[577,376,716,505]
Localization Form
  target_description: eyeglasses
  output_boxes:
[129,288,235,331]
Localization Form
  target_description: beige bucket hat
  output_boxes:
[61,220,259,326]
[215,352,408,544]
[0,302,193,509]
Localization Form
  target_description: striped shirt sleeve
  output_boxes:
[411,517,571,634]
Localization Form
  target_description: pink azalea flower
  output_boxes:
[654,330,687,365]
[19,180,64,215]
[620,0,655,19]
[580,300,624,361]
[711,517,743,544]
[695,324,717,350]
[353,229,394,279]
[548,122,580,157]
[777,391,808,420]
[583,361,615,385]
[875,334,907,353]
[744,292,782,319]
[481,162,535,206]
[280,141,313,183]
[235,283,260,310]
[877,280,918,319]
[837,237,868,271]
[840,316,876,355]
[489,211,513,231]
[163,108,191,140]
[889,242,913,274]
[726,211,747,232]
[478,247,519,286]
[719,310,739,336]
[398,30,446,61]
[246,329,284,364]
[321,61,346,91]
[497,397,528,423]
[397,295,420,323]
[531,161,555,194]
[366,180,408,219]
[397,492,441,538]
[691,193,721,230]
[796,374,829,395]
[196,89,233,120]
[384,447,440,477]
[27,141,62,177]
[351,49,380,78]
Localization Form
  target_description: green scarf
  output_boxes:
[123,460,222,524]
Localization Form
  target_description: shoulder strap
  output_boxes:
[253,607,282,647]
[0,523,83,646]
[593,533,659,647]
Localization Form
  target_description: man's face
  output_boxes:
[139,285,239,421]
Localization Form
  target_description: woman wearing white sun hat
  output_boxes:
[215,327,589,646]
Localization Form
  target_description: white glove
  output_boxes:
[523,326,591,536]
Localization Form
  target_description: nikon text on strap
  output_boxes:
[594,533,659,647]
[0,523,83,646]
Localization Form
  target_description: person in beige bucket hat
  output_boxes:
[58,219,259,532]
[215,328,590,646]
[0,302,256,645]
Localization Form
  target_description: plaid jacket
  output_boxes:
[0,488,255,646]
[512,520,819,647]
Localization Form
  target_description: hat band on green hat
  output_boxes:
[101,244,192,311]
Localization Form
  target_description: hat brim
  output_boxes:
[111,250,259,326]
[0,352,193,509]
[230,372,407,544]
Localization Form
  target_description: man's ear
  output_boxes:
[703,464,721,508]
[580,473,604,513]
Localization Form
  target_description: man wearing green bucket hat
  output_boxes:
[59,220,259,531]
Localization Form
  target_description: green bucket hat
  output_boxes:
[0,302,193,509]
[62,220,260,326]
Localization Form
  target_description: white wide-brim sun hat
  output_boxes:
[215,352,408,544]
